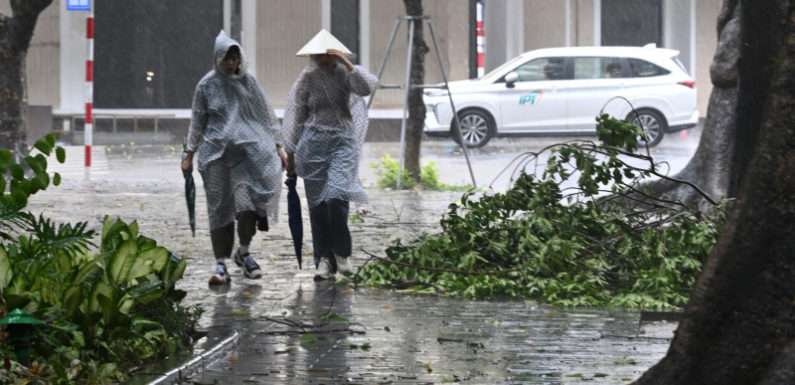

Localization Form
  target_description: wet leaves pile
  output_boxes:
[357,116,724,309]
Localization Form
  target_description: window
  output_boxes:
[331,0,360,64]
[601,0,663,47]
[628,59,670,77]
[573,57,625,79]
[95,1,223,108]
[511,57,569,82]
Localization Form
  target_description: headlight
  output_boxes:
[423,89,449,98]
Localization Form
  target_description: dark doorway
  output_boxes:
[95,0,223,109]
[601,0,663,47]
[331,0,360,64]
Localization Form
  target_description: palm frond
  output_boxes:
[0,203,35,242]
[28,215,96,258]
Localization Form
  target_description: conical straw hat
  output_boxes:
[296,29,352,56]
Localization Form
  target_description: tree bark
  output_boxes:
[641,0,740,211]
[0,0,53,152]
[633,1,795,384]
[403,0,429,183]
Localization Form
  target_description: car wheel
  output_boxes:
[628,109,667,147]
[451,109,496,148]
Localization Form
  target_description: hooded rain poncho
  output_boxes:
[282,62,377,208]
[186,31,283,230]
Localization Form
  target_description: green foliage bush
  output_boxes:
[373,154,471,191]
[358,116,723,309]
[0,135,200,384]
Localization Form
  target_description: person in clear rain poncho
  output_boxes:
[182,31,287,286]
[283,30,378,281]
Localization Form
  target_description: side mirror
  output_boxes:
[505,72,519,88]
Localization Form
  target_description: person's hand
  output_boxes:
[277,146,288,171]
[327,49,354,71]
[285,152,296,177]
[181,152,194,173]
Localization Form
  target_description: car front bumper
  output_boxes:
[424,103,450,133]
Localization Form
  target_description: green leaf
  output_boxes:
[33,138,53,155]
[0,247,12,291]
[10,164,24,180]
[0,149,12,166]
[56,146,66,163]
[109,239,139,284]
[53,172,62,186]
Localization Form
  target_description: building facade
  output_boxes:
[3,0,720,142]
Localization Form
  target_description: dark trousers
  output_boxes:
[210,211,261,260]
[309,199,351,269]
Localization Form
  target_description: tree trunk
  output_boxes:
[403,0,429,183]
[641,0,740,211]
[0,0,54,152]
[633,1,795,384]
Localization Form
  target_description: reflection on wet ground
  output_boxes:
[28,136,690,384]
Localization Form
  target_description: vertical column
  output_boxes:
[223,0,231,33]
[359,0,370,70]
[593,0,602,46]
[689,0,696,77]
[321,0,331,30]
[476,0,485,77]
[565,0,573,46]
[85,8,94,168]
[504,0,524,60]
[242,0,257,77]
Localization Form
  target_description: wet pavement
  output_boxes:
[28,132,699,384]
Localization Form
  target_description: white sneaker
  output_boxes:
[335,256,353,276]
[314,259,335,281]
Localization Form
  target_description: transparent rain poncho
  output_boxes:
[186,31,283,230]
[282,62,378,208]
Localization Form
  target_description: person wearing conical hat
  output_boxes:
[182,31,288,286]
[283,30,378,281]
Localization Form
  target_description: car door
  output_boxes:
[563,56,628,132]
[496,57,570,132]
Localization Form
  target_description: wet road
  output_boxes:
[28,131,698,384]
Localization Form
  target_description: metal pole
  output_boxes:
[146,331,240,385]
[367,19,402,109]
[428,21,477,187]
[84,4,95,168]
[397,19,415,189]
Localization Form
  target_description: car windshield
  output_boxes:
[481,54,530,82]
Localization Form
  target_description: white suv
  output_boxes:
[424,46,699,147]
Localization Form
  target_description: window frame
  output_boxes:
[497,56,574,83]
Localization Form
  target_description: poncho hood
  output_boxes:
[214,31,248,79]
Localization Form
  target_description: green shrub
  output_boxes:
[357,115,722,309]
[0,135,200,384]
[373,155,472,191]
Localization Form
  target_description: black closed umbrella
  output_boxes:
[182,151,196,237]
[285,175,303,269]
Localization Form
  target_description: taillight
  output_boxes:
[678,80,696,89]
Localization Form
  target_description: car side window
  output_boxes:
[512,57,568,82]
[573,57,625,79]
[628,59,671,77]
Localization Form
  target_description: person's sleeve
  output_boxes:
[282,73,310,153]
[347,65,378,97]
[186,84,207,152]
[255,78,284,146]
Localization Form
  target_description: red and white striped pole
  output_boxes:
[84,6,94,168]
[476,0,485,77]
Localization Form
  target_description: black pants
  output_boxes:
[309,199,351,269]
[209,211,266,260]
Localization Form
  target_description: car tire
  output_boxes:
[627,109,667,147]
[451,109,496,148]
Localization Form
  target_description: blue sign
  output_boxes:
[66,0,91,11]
